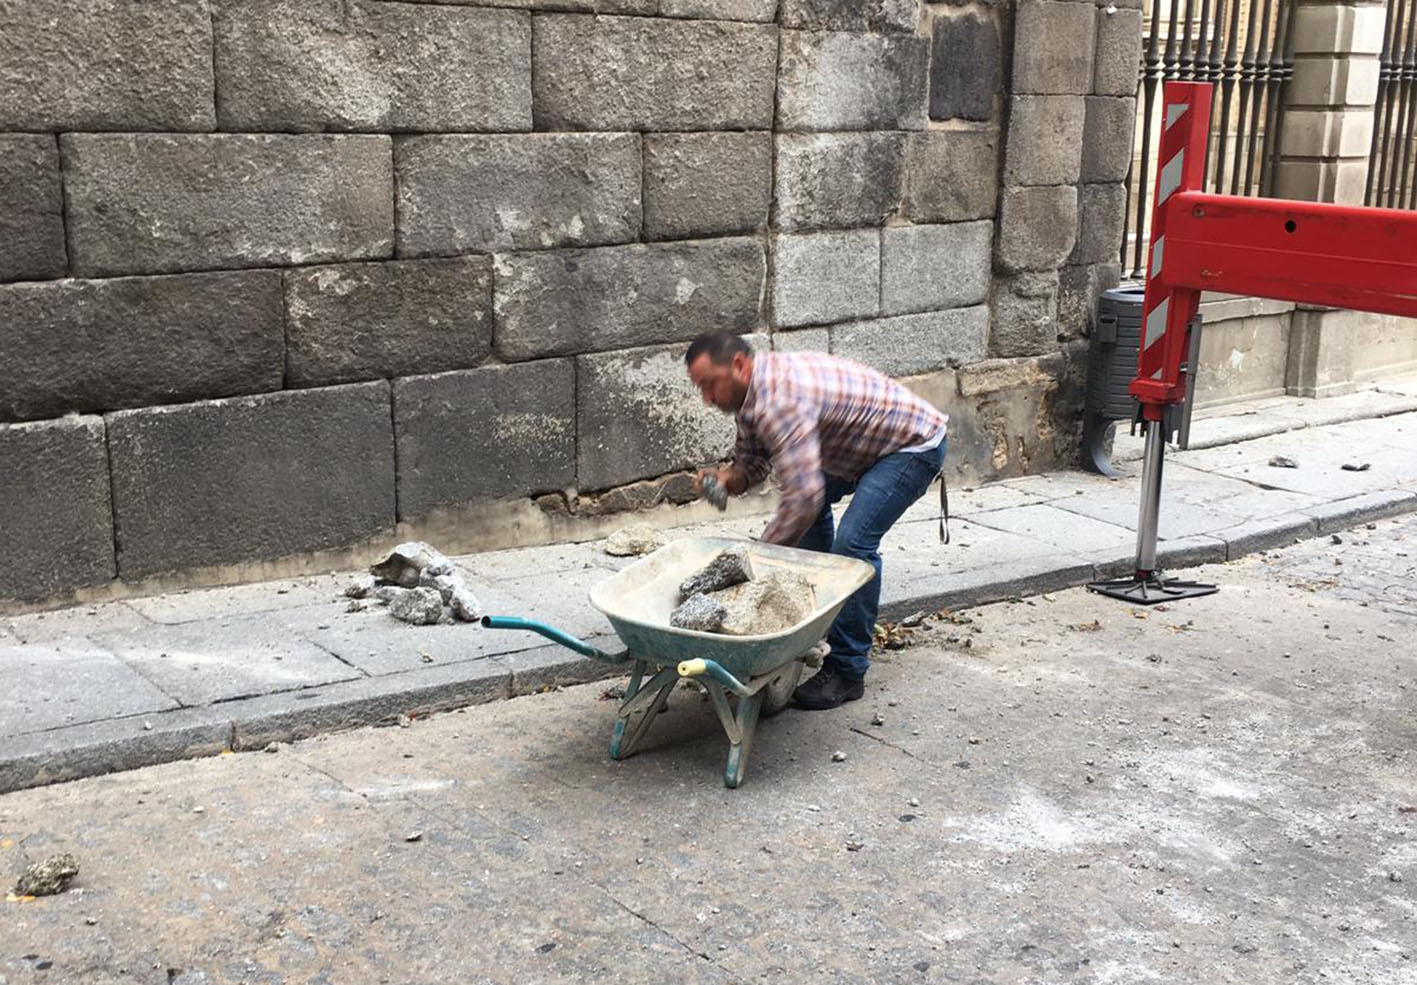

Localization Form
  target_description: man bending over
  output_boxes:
[685,332,947,711]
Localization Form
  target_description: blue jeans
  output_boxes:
[795,441,946,679]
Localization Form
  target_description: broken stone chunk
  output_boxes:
[387,587,444,625]
[449,585,482,623]
[714,570,815,636]
[671,592,727,632]
[370,541,454,587]
[421,571,462,604]
[344,574,376,599]
[15,853,79,897]
[604,524,666,557]
[1268,455,1299,469]
[678,545,754,601]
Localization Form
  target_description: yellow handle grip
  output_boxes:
[678,658,707,677]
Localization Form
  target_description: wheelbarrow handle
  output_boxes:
[678,658,752,696]
[480,616,628,663]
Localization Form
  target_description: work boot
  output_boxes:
[791,662,865,711]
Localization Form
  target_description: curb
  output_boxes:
[2,492,1414,796]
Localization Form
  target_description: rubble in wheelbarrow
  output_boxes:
[342,541,482,625]
[677,544,753,600]
[669,547,815,635]
[714,570,815,635]
[671,592,727,632]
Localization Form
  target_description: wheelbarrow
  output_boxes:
[482,536,874,788]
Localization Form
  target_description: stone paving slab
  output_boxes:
[0,641,177,736]
[123,572,350,624]
[964,502,1138,555]
[94,615,364,705]
[3,602,149,644]
[1052,493,1248,539]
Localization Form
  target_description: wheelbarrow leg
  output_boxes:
[610,664,677,761]
[724,691,763,789]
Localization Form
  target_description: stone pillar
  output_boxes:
[1274,0,1386,204]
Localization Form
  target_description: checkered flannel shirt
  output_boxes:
[733,351,949,545]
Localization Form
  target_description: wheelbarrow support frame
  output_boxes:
[481,616,812,788]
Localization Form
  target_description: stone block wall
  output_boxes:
[0,0,1138,605]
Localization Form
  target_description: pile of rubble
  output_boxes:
[345,541,481,626]
[669,545,815,636]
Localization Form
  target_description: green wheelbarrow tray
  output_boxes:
[482,537,874,788]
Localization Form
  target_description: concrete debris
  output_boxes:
[1341,462,1371,472]
[421,572,461,604]
[831,750,847,762]
[387,587,445,625]
[714,570,815,636]
[678,545,754,601]
[604,523,666,557]
[344,574,376,599]
[871,712,885,726]
[14,853,79,897]
[671,592,727,632]
[370,541,455,587]
[348,543,480,624]
[449,584,482,623]
[900,610,927,627]
[1268,456,1299,469]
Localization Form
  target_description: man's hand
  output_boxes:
[695,465,749,497]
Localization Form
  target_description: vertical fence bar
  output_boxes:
[1243,0,1278,194]
[1231,0,1264,192]
[1261,0,1296,196]
[1133,0,1169,277]
[1180,0,1198,79]
[1398,4,1417,207]
[1367,0,1403,204]
[1205,0,1228,188]
[1215,0,1245,190]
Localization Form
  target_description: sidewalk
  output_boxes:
[4,382,1416,794]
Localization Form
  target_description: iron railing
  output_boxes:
[1121,0,1296,278]
[1366,0,1417,209]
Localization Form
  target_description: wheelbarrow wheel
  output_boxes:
[759,659,804,718]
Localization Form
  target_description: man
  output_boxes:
[686,332,948,710]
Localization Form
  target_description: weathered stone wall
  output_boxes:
[0,0,1139,605]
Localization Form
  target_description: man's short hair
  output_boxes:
[685,332,753,367]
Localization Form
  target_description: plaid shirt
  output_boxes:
[733,351,948,545]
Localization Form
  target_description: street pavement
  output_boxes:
[2,511,1413,984]
[2,382,1416,794]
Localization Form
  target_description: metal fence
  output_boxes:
[1121,0,1296,279]
[1366,0,1417,209]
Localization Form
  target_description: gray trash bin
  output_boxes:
[1081,286,1199,475]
